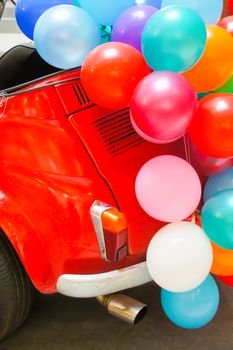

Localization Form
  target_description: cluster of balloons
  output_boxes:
[201,168,233,289]
[15,0,233,330]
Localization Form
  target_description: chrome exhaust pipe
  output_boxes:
[96,294,147,324]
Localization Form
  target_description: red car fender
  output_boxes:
[0,200,55,293]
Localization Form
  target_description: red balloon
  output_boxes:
[228,0,233,15]
[189,139,231,176]
[219,16,233,36]
[81,42,150,110]
[218,275,233,287]
[189,93,233,158]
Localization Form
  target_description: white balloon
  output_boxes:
[146,221,213,292]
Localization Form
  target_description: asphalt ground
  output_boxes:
[1,280,233,350]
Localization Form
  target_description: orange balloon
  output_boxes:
[211,242,233,276]
[183,25,233,92]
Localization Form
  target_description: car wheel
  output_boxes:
[0,229,33,340]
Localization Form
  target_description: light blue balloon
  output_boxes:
[204,167,233,202]
[34,5,101,69]
[142,6,207,72]
[201,190,233,250]
[79,0,135,25]
[161,275,219,329]
[161,0,223,24]
[135,0,162,9]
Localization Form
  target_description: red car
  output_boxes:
[0,45,188,340]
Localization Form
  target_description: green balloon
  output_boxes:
[215,75,233,94]
[201,190,233,250]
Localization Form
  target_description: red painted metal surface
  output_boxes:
[0,68,187,293]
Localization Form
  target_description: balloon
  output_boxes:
[215,74,233,93]
[222,0,229,18]
[218,275,233,287]
[141,6,207,72]
[34,5,100,69]
[79,0,135,25]
[189,140,231,177]
[112,5,158,52]
[201,190,233,250]
[204,167,233,202]
[135,0,162,8]
[147,222,213,292]
[189,93,233,159]
[131,71,197,144]
[135,156,201,222]
[100,25,112,44]
[211,242,233,276]
[81,42,150,110]
[219,16,233,36]
[183,25,233,93]
[161,275,219,329]
[15,0,74,40]
[161,0,223,24]
[229,0,233,15]
[197,92,211,99]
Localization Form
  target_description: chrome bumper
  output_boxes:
[56,262,152,298]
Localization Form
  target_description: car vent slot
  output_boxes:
[72,84,91,106]
[94,108,145,156]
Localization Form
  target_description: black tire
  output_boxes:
[0,229,33,341]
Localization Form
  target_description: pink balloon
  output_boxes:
[135,155,201,222]
[131,71,197,144]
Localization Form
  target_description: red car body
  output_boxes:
[0,66,187,294]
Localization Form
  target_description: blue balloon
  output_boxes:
[204,167,233,202]
[161,0,223,24]
[16,0,74,40]
[34,5,101,69]
[201,190,233,250]
[161,275,219,329]
[135,0,162,9]
[79,0,135,25]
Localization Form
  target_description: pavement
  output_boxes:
[1,281,233,350]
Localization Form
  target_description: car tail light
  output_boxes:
[90,201,128,262]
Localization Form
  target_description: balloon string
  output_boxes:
[183,135,191,164]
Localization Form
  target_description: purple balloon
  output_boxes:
[135,0,162,8]
[112,5,158,52]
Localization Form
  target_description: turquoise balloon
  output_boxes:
[204,167,233,202]
[79,0,135,25]
[100,25,112,44]
[142,6,207,72]
[34,5,101,69]
[161,275,219,329]
[161,0,223,24]
[201,190,233,250]
[198,92,211,100]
